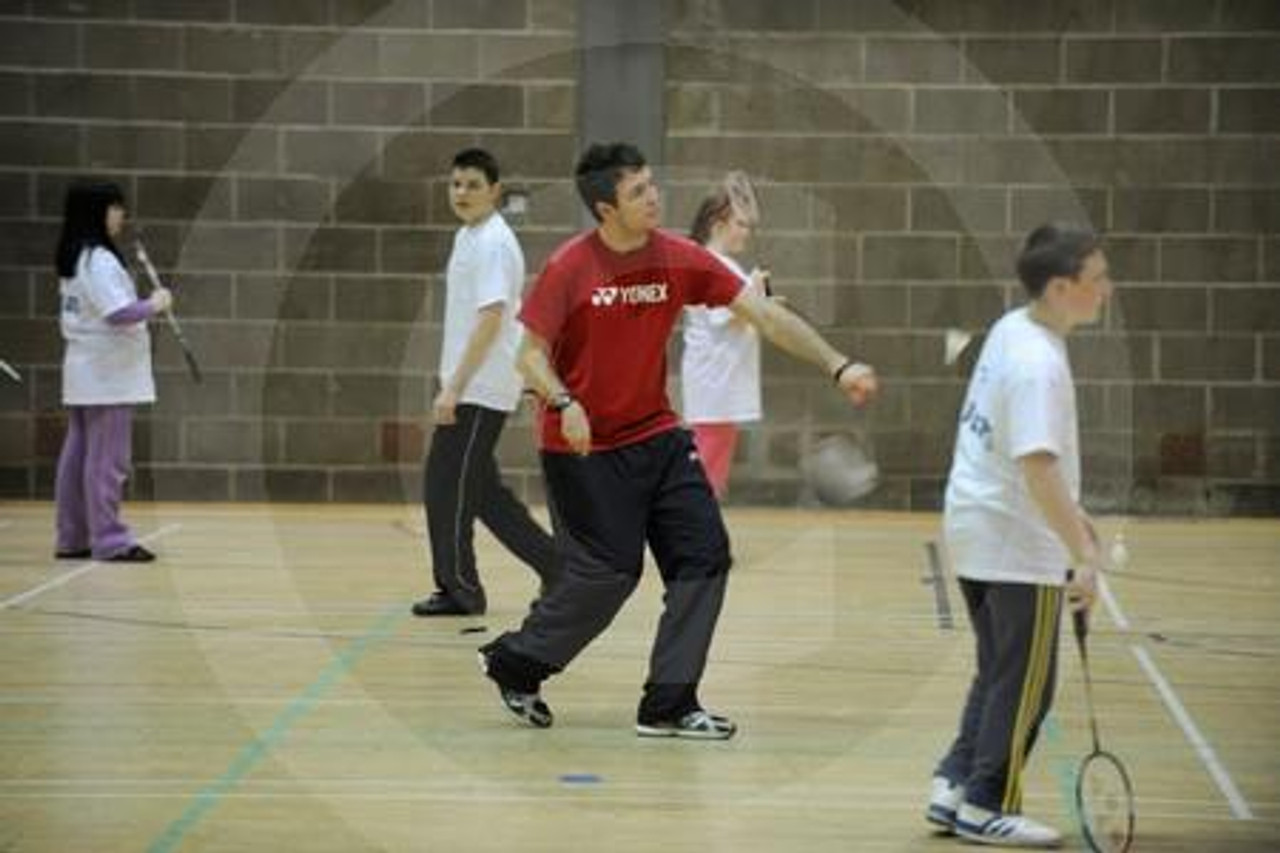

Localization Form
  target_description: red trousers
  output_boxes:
[690,422,739,498]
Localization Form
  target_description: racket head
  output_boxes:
[1075,749,1136,853]
[722,170,760,226]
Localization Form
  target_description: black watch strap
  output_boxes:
[547,392,575,412]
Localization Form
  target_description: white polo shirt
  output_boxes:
[944,306,1080,586]
[60,246,155,406]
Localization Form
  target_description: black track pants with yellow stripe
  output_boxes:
[935,579,1064,813]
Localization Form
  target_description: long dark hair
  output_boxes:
[55,181,126,278]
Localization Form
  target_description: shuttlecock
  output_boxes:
[1109,533,1129,571]
[0,359,21,383]
[801,435,879,506]
[944,328,973,366]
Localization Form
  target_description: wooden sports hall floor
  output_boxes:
[0,502,1276,852]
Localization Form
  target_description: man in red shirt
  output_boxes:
[480,142,878,739]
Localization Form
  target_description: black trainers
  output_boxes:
[106,544,155,563]
[635,709,737,740]
[411,591,477,617]
[478,647,553,729]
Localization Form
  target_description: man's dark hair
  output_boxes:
[1016,223,1102,298]
[55,180,127,278]
[574,142,646,222]
[451,147,501,184]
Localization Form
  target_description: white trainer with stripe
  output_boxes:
[926,776,964,831]
[954,803,1062,848]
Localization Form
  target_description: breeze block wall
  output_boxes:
[0,0,578,503]
[0,0,1277,514]
[663,0,1280,514]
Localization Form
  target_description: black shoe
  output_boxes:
[411,591,476,617]
[55,548,91,560]
[106,545,155,563]
[635,709,737,740]
[478,645,553,728]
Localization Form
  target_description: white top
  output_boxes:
[439,212,525,412]
[943,306,1080,586]
[60,246,155,406]
[679,250,762,423]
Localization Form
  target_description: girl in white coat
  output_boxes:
[54,182,172,562]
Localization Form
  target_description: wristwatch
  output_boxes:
[547,391,575,412]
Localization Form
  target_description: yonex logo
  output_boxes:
[591,282,669,307]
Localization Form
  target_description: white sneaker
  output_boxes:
[954,803,1062,848]
[926,776,964,831]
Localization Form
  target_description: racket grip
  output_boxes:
[1072,607,1089,641]
[1066,568,1089,640]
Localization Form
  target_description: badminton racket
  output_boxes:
[1072,606,1137,853]
[723,169,760,228]
[134,242,202,384]
[720,170,880,502]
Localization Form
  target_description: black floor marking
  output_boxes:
[923,540,954,631]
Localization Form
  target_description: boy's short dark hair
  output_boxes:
[574,142,647,222]
[451,147,500,184]
[1016,223,1102,298]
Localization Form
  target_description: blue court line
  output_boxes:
[147,605,403,853]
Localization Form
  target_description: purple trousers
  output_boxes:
[55,405,137,559]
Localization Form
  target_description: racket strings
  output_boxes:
[1077,752,1136,852]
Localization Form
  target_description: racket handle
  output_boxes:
[1072,607,1089,642]
[1066,568,1090,641]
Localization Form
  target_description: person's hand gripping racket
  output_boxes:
[1067,516,1104,613]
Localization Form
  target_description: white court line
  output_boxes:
[0,524,182,612]
[1098,573,1255,820]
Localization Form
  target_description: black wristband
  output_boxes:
[832,359,856,384]
[547,391,575,412]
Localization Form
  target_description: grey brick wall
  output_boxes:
[0,0,1276,514]
[0,0,578,503]
[663,0,1279,514]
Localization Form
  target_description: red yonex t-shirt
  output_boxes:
[519,228,742,453]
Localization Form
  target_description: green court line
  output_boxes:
[147,605,403,853]
[1044,714,1081,828]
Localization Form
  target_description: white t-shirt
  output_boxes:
[60,246,156,406]
[679,250,762,423]
[439,212,525,412]
[943,306,1080,586]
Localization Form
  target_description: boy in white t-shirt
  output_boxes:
[411,149,558,617]
[927,224,1111,848]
